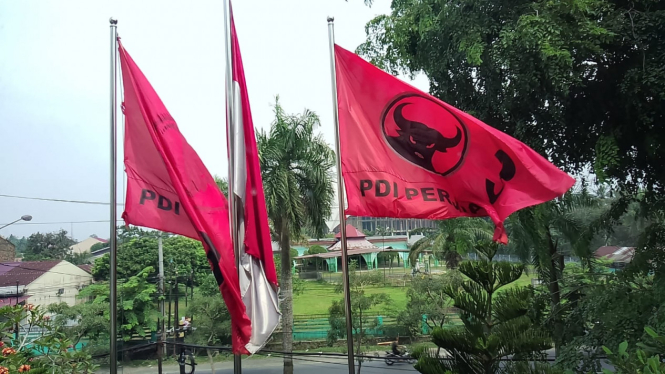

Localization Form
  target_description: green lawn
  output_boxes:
[293,281,408,316]
[293,269,536,316]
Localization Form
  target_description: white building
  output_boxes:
[69,236,108,255]
[0,260,93,309]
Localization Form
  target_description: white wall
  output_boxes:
[26,261,93,308]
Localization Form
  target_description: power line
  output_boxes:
[0,193,125,206]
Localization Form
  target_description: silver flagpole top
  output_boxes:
[327,16,334,23]
[109,18,118,25]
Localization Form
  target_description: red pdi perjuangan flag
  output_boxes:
[229,11,280,353]
[118,40,252,353]
[335,45,575,243]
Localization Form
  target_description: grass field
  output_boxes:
[292,270,536,316]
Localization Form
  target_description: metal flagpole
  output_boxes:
[158,233,165,373]
[327,17,355,374]
[109,17,119,374]
[223,1,242,373]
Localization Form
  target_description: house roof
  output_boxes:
[0,261,61,287]
[0,236,15,248]
[595,246,635,263]
[77,264,93,274]
[328,237,377,251]
[335,224,365,239]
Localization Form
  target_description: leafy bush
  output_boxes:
[0,305,98,374]
[601,327,665,374]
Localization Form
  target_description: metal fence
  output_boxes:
[270,312,461,342]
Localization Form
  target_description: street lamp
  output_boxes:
[0,215,33,230]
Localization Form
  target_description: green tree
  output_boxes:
[510,192,601,356]
[602,327,665,374]
[79,267,158,341]
[357,0,665,213]
[0,305,99,374]
[23,230,76,261]
[398,271,462,338]
[214,175,229,198]
[258,97,335,374]
[89,242,107,253]
[187,274,232,374]
[65,252,91,265]
[328,261,391,373]
[414,242,550,374]
[410,218,493,269]
[92,234,208,285]
[48,302,109,347]
[7,235,27,254]
[305,245,327,270]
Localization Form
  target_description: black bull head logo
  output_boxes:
[383,96,468,176]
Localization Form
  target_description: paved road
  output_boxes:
[119,355,418,374]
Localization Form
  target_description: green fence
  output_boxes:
[279,313,460,341]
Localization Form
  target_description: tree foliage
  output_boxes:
[78,267,158,341]
[89,242,107,253]
[414,242,550,374]
[6,235,27,254]
[0,305,99,374]
[257,97,335,374]
[509,192,605,355]
[358,0,665,211]
[410,218,493,269]
[23,230,75,261]
[187,274,232,374]
[328,261,391,372]
[91,231,209,285]
[398,271,462,337]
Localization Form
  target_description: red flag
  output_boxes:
[229,10,280,353]
[119,40,251,353]
[335,45,575,243]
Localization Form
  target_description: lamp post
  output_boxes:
[0,215,33,230]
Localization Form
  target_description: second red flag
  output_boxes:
[335,45,575,243]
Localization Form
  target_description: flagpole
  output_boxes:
[223,1,242,373]
[327,17,355,374]
[108,17,119,374]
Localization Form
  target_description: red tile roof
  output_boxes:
[335,224,366,239]
[77,264,93,274]
[595,246,635,263]
[0,261,61,287]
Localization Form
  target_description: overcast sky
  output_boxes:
[0,0,428,241]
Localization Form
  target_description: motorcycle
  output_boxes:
[384,350,416,365]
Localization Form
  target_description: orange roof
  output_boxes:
[335,224,365,239]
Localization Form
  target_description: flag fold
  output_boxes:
[119,40,252,353]
[335,45,575,243]
[230,10,281,354]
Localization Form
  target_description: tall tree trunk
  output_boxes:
[207,348,215,374]
[546,229,563,357]
[280,222,294,374]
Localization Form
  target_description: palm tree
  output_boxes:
[257,98,335,374]
[509,192,601,356]
[409,218,493,269]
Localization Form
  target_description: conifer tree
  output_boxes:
[415,242,551,374]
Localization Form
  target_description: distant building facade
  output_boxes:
[342,217,437,236]
[0,237,16,262]
[595,246,635,270]
[0,261,93,308]
[69,236,108,255]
